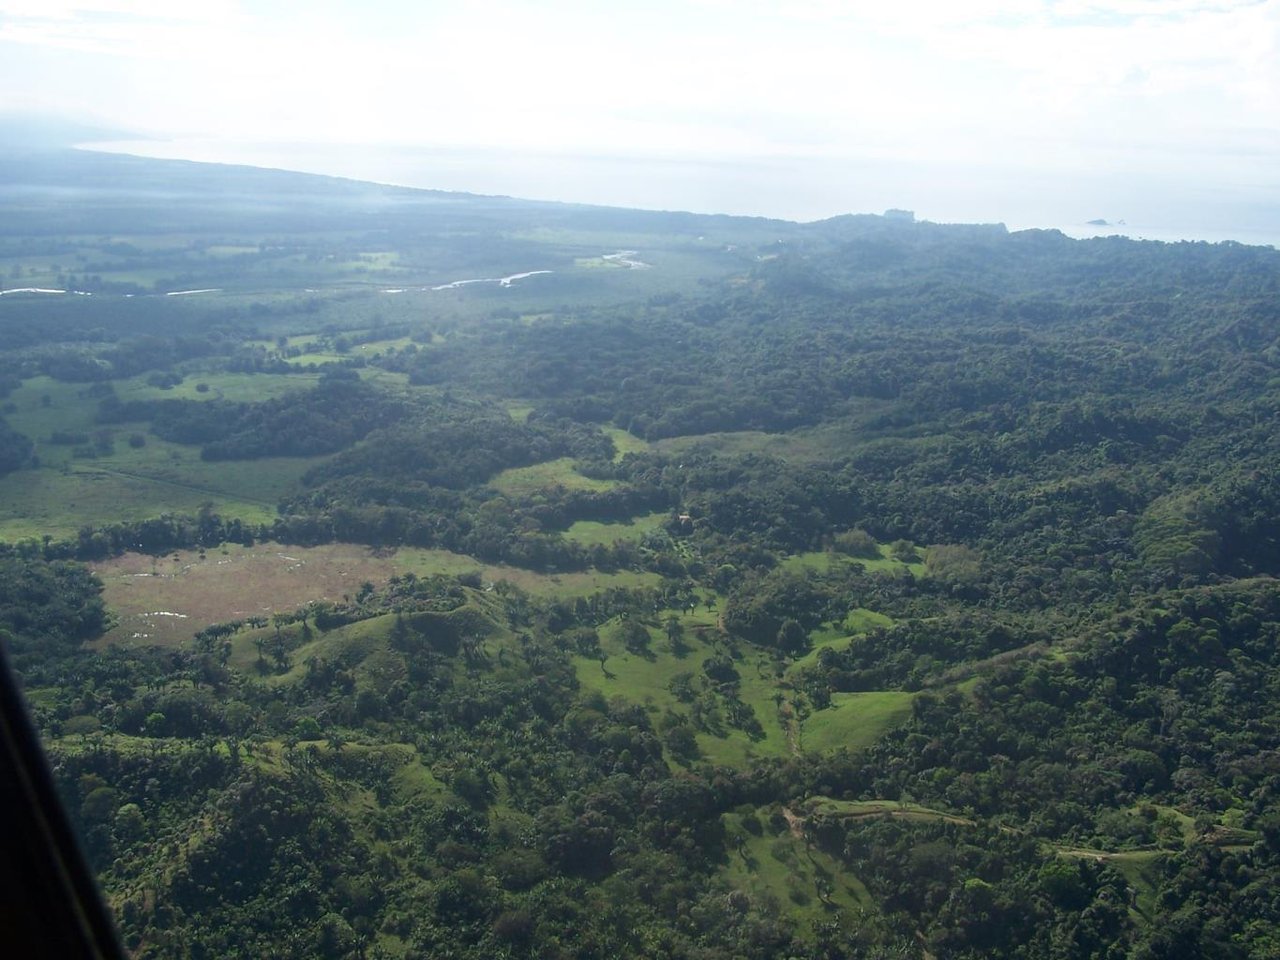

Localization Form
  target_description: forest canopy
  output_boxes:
[3,150,1280,958]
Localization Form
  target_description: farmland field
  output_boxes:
[91,542,669,647]
[91,543,395,646]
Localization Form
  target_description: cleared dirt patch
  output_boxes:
[92,542,665,647]
[92,543,395,647]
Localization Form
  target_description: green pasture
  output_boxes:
[5,373,318,444]
[89,443,309,507]
[229,612,402,684]
[229,597,523,691]
[283,337,417,367]
[284,351,347,366]
[4,376,101,444]
[354,367,413,392]
[0,457,296,541]
[707,654,794,765]
[788,608,895,673]
[1107,852,1164,921]
[804,797,973,824]
[573,621,701,704]
[603,425,650,460]
[846,607,895,632]
[720,807,872,935]
[119,371,321,404]
[800,691,916,753]
[572,609,792,767]
[652,430,785,459]
[781,545,926,578]
[563,511,667,547]
[391,547,661,598]
[563,593,910,767]
[489,458,618,496]
[1054,846,1165,920]
[0,370,353,540]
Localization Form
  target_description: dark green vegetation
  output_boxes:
[4,146,1280,957]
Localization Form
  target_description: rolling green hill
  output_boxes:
[5,149,1280,957]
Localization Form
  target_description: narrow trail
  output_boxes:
[778,697,802,756]
[781,806,807,839]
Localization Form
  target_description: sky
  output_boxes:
[1,1,1278,232]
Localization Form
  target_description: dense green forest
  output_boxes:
[4,147,1280,957]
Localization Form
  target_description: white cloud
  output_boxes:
[0,0,1275,187]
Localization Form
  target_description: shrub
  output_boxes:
[833,528,880,558]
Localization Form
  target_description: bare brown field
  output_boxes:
[92,543,663,647]
[91,543,395,647]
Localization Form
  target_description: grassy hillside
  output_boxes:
[6,151,1280,957]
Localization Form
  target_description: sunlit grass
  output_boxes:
[800,691,916,753]
[572,608,792,767]
[391,548,661,598]
[720,807,873,936]
[489,458,617,496]
[789,608,895,673]
[563,511,667,547]
[780,545,925,578]
[603,425,650,460]
[0,461,291,541]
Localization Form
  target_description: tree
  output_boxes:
[889,539,919,562]
[618,619,652,656]
[81,786,118,822]
[776,618,809,656]
[833,528,879,558]
[722,571,827,647]
[114,803,145,840]
[294,716,322,740]
[664,615,689,655]
[924,544,983,585]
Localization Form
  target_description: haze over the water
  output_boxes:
[75,137,1280,247]
[3,1,1279,244]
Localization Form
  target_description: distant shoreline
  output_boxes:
[76,140,1280,249]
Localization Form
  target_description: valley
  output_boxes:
[3,147,1280,958]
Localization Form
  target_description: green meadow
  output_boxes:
[799,692,917,753]
[780,546,926,578]
[489,457,618,496]
[720,806,873,937]
[563,511,667,547]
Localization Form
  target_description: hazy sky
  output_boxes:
[2,1,1278,229]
